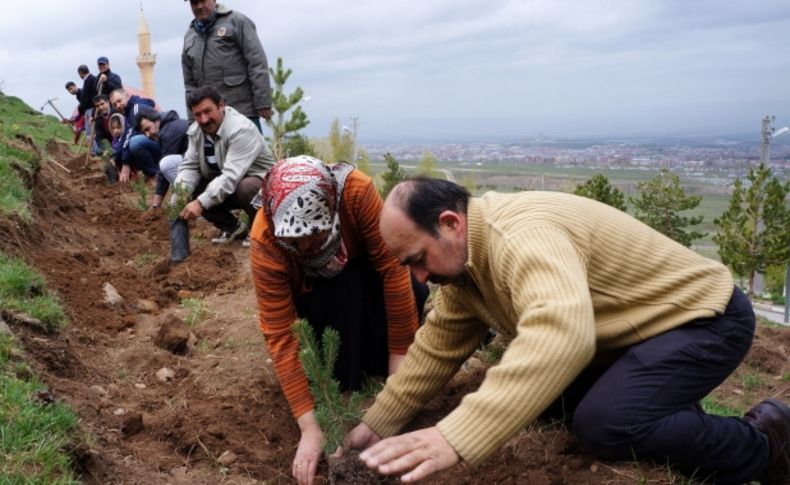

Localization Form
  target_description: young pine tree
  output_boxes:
[573,173,627,212]
[630,169,705,247]
[713,162,790,296]
[266,57,309,161]
[292,319,363,454]
[328,119,354,163]
[379,153,406,198]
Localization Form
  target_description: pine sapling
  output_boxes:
[292,319,363,454]
[131,173,150,211]
[165,183,191,221]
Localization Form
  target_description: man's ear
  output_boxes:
[437,210,462,232]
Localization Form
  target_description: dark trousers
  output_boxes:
[554,287,766,483]
[194,176,262,232]
[127,134,161,177]
[293,258,428,391]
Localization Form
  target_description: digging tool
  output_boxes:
[40,97,70,123]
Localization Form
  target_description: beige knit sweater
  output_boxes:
[362,191,734,466]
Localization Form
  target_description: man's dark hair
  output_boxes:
[93,94,109,107]
[77,65,89,74]
[65,81,76,89]
[398,177,470,236]
[135,108,161,131]
[187,85,223,110]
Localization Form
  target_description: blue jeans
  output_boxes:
[127,134,161,177]
[563,287,765,483]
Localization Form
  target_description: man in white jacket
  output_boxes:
[174,85,274,245]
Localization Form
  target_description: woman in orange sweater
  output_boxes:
[249,156,426,485]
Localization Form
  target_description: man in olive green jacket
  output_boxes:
[182,0,271,130]
[343,178,790,485]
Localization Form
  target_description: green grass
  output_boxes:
[0,336,80,484]
[0,254,67,332]
[0,92,73,219]
[181,298,205,327]
[701,396,743,416]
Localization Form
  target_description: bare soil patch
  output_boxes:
[2,146,788,484]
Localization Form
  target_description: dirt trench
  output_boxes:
[2,145,789,484]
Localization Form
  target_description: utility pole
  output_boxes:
[349,116,359,163]
[759,116,790,323]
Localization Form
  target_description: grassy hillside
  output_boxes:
[0,91,79,484]
[0,92,73,219]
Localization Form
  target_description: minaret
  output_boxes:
[136,3,157,100]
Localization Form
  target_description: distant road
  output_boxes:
[754,307,789,327]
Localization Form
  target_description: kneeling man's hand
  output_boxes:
[180,200,203,220]
[359,426,459,482]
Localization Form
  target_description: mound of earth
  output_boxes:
[2,145,788,484]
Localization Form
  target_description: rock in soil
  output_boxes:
[103,282,123,305]
[154,315,190,354]
[217,450,238,466]
[135,299,160,314]
[155,367,176,383]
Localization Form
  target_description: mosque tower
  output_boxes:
[136,4,157,100]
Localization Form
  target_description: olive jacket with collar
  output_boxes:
[182,3,271,119]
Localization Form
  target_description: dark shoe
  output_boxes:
[211,221,246,245]
[744,399,790,484]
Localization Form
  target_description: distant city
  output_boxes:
[364,135,790,185]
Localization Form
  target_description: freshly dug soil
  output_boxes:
[2,145,788,484]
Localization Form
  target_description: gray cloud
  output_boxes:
[1,0,789,142]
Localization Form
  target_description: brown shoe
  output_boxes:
[743,399,790,484]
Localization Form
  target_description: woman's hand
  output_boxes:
[293,411,325,485]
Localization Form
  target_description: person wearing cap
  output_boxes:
[340,178,790,484]
[249,155,427,485]
[134,107,190,209]
[181,0,272,132]
[96,56,123,98]
[173,85,274,246]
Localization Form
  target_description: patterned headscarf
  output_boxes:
[257,156,354,278]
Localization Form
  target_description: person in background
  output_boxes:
[181,0,272,131]
[64,81,84,144]
[108,88,156,183]
[249,156,428,485]
[95,56,123,97]
[76,64,99,155]
[344,178,790,485]
[173,85,274,247]
[134,108,190,209]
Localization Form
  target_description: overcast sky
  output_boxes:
[2,1,789,143]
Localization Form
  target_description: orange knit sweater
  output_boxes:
[249,170,419,418]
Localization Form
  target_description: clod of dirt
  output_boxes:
[135,299,160,314]
[217,450,238,466]
[149,258,170,277]
[155,367,176,383]
[103,282,123,305]
[155,315,190,354]
[328,451,396,485]
[33,390,55,405]
[122,412,144,436]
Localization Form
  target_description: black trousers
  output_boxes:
[550,287,767,483]
[293,258,428,392]
[193,176,262,232]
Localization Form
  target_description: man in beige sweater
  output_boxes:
[343,178,790,484]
